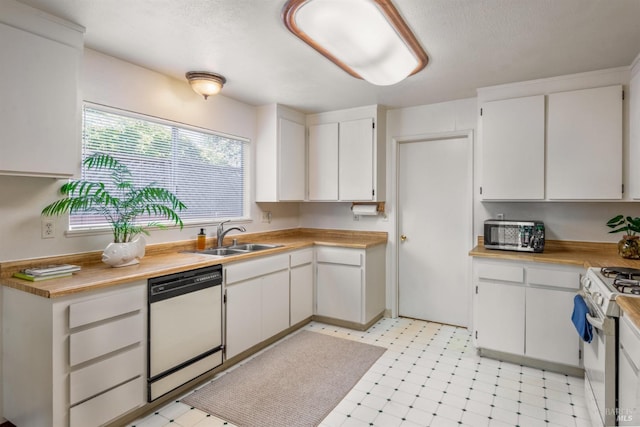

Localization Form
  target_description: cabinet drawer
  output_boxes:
[70,313,143,366]
[70,376,144,427]
[621,314,640,371]
[316,247,362,266]
[291,249,313,267]
[225,253,289,285]
[527,267,580,290]
[476,262,524,283]
[69,284,144,329]
[70,346,142,405]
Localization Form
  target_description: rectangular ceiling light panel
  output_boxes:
[283,0,428,86]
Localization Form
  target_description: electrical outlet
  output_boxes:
[41,218,55,239]
[497,213,504,220]
[261,211,272,224]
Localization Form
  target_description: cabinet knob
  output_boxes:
[400,234,407,242]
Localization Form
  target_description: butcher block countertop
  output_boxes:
[618,297,640,330]
[469,237,640,269]
[0,228,387,299]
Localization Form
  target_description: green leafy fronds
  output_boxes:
[42,152,186,242]
[607,214,640,235]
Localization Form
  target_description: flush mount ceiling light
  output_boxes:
[282,0,428,86]
[185,71,226,100]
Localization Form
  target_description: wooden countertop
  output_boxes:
[469,237,640,269]
[0,228,387,299]
[618,297,640,330]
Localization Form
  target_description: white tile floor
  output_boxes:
[130,318,591,427]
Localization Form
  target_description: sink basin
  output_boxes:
[183,244,282,257]
[196,248,248,256]
[202,248,248,256]
[230,243,282,251]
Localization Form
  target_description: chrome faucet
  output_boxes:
[216,220,246,247]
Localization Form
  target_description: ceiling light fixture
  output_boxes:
[185,71,226,100]
[282,0,428,86]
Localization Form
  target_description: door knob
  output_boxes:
[400,234,407,242]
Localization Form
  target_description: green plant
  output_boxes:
[42,153,186,243]
[606,215,640,236]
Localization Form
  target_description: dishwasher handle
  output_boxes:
[149,269,222,303]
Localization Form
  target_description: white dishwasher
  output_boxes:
[147,264,223,401]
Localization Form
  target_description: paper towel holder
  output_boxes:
[351,202,385,214]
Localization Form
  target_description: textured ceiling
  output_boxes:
[16,0,640,113]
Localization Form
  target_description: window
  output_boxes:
[70,104,249,230]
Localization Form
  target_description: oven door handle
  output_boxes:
[586,313,605,330]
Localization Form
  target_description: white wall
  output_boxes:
[0,49,300,262]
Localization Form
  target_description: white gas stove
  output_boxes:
[580,266,640,426]
[582,266,640,318]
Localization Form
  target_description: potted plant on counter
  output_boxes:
[42,152,186,267]
[606,214,640,259]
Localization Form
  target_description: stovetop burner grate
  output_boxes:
[600,267,640,294]
[600,266,640,279]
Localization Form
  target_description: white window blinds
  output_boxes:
[70,105,249,229]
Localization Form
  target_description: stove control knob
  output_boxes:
[583,277,591,290]
[594,292,604,306]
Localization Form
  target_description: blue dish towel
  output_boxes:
[571,294,593,343]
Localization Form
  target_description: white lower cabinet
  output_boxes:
[619,312,640,426]
[475,280,525,355]
[317,261,362,323]
[525,287,579,366]
[225,253,290,359]
[315,245,385,327]
[473,259,581,367]
[2,281,146,427]
[290,248,314,325]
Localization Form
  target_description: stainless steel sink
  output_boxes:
[230,243,282,251]
[200,248,248,256]
[183,243,282,257]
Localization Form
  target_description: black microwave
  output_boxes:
[484,220,545,253]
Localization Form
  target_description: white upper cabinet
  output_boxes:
[308,122,339,201]
[339,118,374,201]
[627,63,640,199]
[0,1,84,178]
[279,118,306,200]
[307,105,386,202]
[481,95,545,200]
[547,85,623,200]
[255,104,306,202]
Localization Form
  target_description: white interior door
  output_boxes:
[398,136,472,327]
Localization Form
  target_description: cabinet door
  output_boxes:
[481,95,544,200]
[0,22,80,177]
[339,118,374,201]
[291,263,313,325]
[226,279,262,359]
[619,344,640,426]
[308,123,339,200]
[547,85,622,199]
[261,269,290,340]
[279,118,306,201]
[620,315,640,426]
[630,70,640,199]
[316,263,362,323]
[475,282,525,355]
[525,287,580,366]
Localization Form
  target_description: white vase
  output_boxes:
[101,235,146,267]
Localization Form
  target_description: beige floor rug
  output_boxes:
[182,330,386,427]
